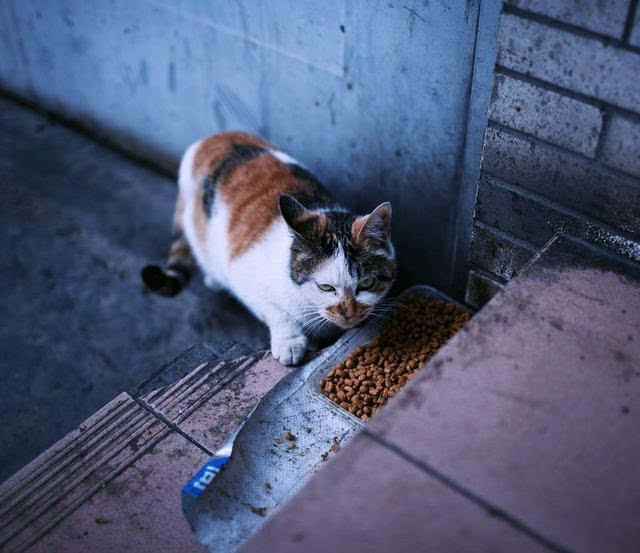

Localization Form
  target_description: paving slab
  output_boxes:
[240,432,550,553]
[364,236,640,553]
[24,430,209,553]
[135,351,292,452]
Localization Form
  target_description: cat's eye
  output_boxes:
[317,283,335,292]
[358,277,376,291]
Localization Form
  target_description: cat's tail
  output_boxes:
[141,192,194,297]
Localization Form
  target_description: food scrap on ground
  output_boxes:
[320,295,470,421]
[243,503,267,517]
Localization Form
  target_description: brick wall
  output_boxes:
[466,0,640,308]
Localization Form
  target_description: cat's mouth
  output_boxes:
[323,311,370,329]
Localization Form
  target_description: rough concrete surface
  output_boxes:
[506,0,630,38]
[601,113,640,179]
[481,126,640,237]
[489,73,602,157]
[497,13,640,113]
[0,97,268,483]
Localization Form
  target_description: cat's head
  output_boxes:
[279,195,397,330]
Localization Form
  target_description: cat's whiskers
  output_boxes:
[308,317,332,337]
[303,320,329,337]
[299,313,327,332]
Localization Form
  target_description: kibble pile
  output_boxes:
[320,295,471,421]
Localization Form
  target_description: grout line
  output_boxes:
[494,66,640,122]
[482,175,640,263]
[594,106,611,161]
[131,396,214,456]
[622,0,639,44]
[486,120,640,186]
[557,232,640,270]
[473,220,538,252]
[494,66,604,110]
[468,264,508,285]
[486,173,640,243]
[502,3,640,55]
[362,429,576,553]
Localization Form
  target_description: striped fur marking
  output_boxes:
[202,144,266,217]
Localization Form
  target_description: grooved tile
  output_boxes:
[0,393,169,552]
[24,430,209,553]
[139,353,291,452]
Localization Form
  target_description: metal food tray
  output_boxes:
[305,284,469,424]
[183,285,471,553]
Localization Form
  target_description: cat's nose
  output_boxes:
[338,296,358,319]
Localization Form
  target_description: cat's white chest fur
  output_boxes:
[179,142,308,363]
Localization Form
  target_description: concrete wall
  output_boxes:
[466,0,640,307]
[0,0,501,298]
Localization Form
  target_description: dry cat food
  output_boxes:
[320,295,471,421]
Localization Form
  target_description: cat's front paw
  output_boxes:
[271,335,307,366]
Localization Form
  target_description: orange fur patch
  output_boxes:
[219,154,321,259]
[193,132,274,181]
[190,132,325,260]
[193,185,207,245]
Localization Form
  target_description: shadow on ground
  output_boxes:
[0,97,268,482]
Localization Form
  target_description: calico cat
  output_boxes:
[142,132,397,365]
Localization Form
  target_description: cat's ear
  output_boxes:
[352,202,392,248]
[279,195,323,241]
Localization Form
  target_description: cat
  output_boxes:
[142,132,397,365]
